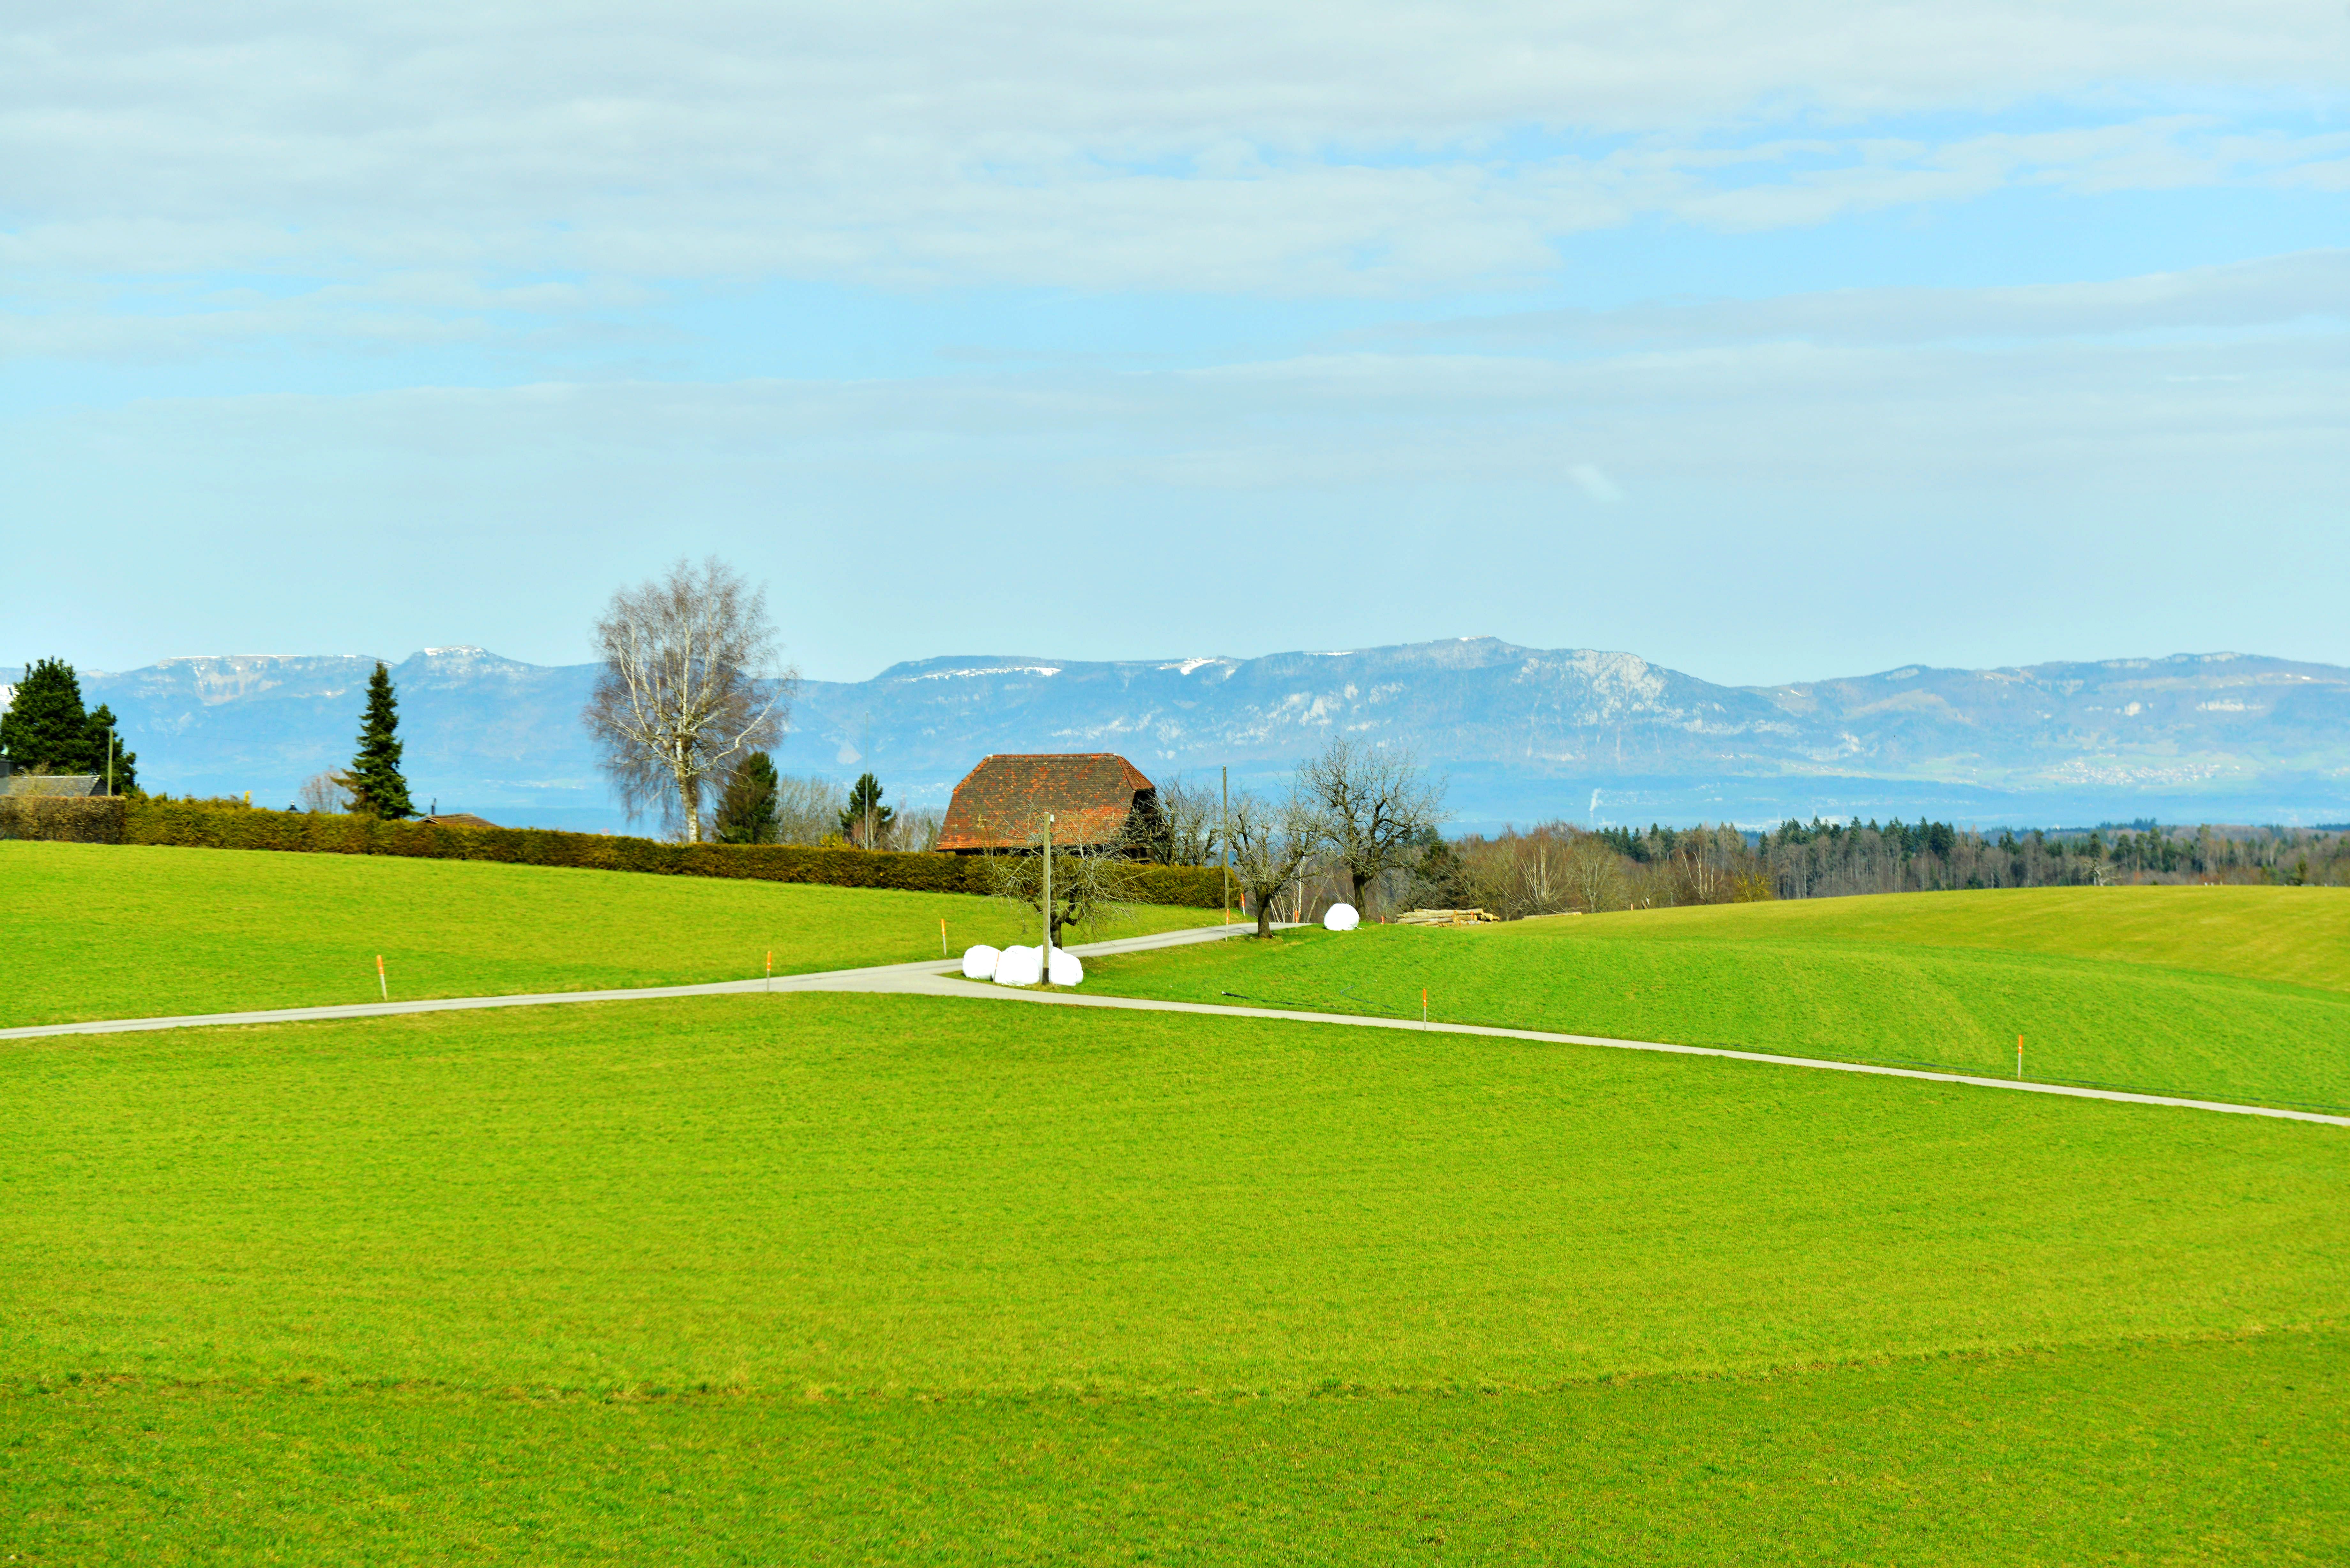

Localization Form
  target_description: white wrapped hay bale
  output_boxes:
[992,945,1043,986]
[1047,948,1084,986]
[960,944,1003,980]
[1323,903,1361,931]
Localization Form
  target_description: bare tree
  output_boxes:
[1227,786,1330,938]
[1462,828,1570,919]
[583,558,796,843]
[772,773,839,845]
[297,771,351,814]
[1565,834,1629,913]
[1154,773,1221,866]
[983,832,1144,947]
[1300,737,1444,913]
[891,808,945,853]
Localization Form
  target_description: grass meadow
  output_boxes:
[4,856,2346,1560]
[18,1332,2344,1563]
[1082,885,2350,1111]
[0,839,1215,1027]
[5,988,2348,1560]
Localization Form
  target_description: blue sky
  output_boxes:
[4,2,2346,684]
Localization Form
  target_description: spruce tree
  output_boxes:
[715,751,781,844]
[80,704,137,793]
[1,658,90,773]
[344,662,415,819]
[837,772,894,848]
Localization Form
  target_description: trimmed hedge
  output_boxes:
[0,795,127,844]
[115,800,1235,908]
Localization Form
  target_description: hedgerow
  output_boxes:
[0,795,126,843]
[100,799,1232,908]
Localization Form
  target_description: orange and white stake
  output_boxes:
[766,950,773,993]
[2017,1034,2023,1080]
[376,954,388,1002]
[941,918,949,958]
[1422,987,1429,1029]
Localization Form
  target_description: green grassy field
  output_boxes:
[7,858,2347,1560]
[5,991,2347,1560]
[15,1332,2343,1564]
[0,839,1214,1027]
[1082,886,2350,1111]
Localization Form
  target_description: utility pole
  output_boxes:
[1042,812,1054,978]
[106,727,116,795]
[860,709,875,849]
[1221,765,1229,927]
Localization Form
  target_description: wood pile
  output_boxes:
[1393,907,1502,927]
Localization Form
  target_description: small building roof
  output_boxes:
[419,812,499,830]
[0,774,101,798]
[936,753,1156,853]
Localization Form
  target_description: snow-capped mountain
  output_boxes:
[15,639,2347,830]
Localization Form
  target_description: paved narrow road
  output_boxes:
[0,922,1259,1041]
[6,921,2343,1128]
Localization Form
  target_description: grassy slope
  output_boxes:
[3,994,2345,1559]
[1655,884,2350,993]
[0,839,1214,1026]
[1083,886,2350,1111]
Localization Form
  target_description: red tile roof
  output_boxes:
[936,753,1157,853]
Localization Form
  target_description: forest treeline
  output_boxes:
[1369,816,2350,919]
[1743,816,2349,900]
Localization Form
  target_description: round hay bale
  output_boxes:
[992,945,1043,986]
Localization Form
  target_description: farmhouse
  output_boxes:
[936,752,1162,855]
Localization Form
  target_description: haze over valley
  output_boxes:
[20,638,2344,833]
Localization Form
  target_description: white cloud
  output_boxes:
[22,289,2337,497]
[1366,248,2350,359]
[1569,463,1624,502]
[3,2,2346,316]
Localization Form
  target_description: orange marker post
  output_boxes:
[2016,1034,2023,1080]
[941,918,949,958]
[766,950,773,993]
[1422,987,1429,1029]
[376,954,388,1002]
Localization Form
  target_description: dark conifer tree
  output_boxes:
[837,772,894,848]
[715,751,781,844]
[81,704,136,792]
[1,658,90,773]
[1408,834,1470,908]
[344,662,415,819]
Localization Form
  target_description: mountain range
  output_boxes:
[8,639,2347,832]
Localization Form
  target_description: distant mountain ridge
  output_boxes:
[8,639,2346,831]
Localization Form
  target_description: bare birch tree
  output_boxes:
[1300,737,1444,913]
[583,558,796,842]
[1227,786,1330,938]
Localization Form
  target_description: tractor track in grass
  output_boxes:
[8,921,2344,1127]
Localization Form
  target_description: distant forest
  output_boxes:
[1390,817,2350,919]
[1737,817,2348,901]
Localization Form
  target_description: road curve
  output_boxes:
[0,922,1257,1042]
[6,920,2343,1128]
